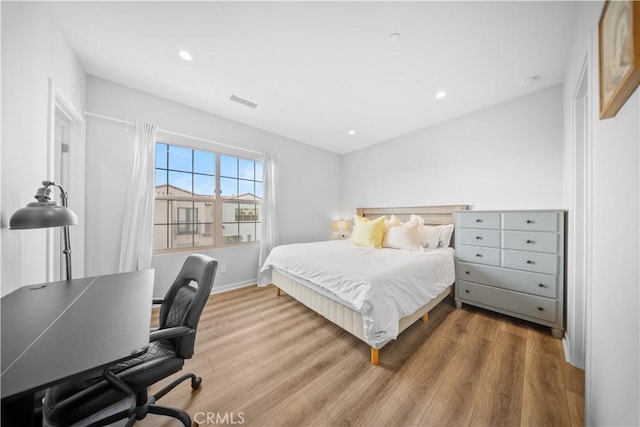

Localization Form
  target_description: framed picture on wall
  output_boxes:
[599,0,640,119]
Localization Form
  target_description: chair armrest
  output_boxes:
[150,326,194,342]
[152,298,164,305]
[103,368,133,395]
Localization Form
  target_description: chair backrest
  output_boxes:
[158,254,217,358]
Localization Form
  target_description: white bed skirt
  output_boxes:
[272,269,452,350]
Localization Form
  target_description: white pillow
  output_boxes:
[385,215,403,234]
[410,215,425,225]
[383,216,422,251]
[439,224,455,248]
[418,224,443,249]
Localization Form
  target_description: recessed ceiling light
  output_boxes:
[389,33,401,42]
[435,91,447,99]
[520,75,540,87]
[179,50,192,61]
[348,130,356,135]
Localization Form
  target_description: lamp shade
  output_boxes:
[10,201,78,229]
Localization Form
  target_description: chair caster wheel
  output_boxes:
[191,376,202,389]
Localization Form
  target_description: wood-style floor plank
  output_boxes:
[468,330,526,426]
[353,314,462,427]
[521,328,574,426]
[139,285,584,427]
[417,333,493,425]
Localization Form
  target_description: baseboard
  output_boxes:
[153,280,255,304]
[562,334,572,364]
[152,280,256,316]
[211,279,256,294]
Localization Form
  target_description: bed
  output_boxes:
[260,205,468,365]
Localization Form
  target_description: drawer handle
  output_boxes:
[538,283,546,288]
[465,271,470,275]
[526,260,535,264]
[526,239,535,244]
[526,219,534,224]
[475,219,483,223]
[476,253,483,258]
[465,289,470,294]
[537,307,544,311]
[476,236,483,240]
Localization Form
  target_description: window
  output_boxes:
[220,155,263,245]
[177,207,198,234]
[153,141,262,252]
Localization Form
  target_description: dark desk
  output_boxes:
[1,270,154,426]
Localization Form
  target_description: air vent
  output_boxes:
[230,94,258,109]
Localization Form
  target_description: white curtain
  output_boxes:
[257,152,278,285]
[118,121,158,272]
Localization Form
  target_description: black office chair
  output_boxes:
[43,254,218,427]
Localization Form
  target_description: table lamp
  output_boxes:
[333,219,349,239]
[10,181,78,280]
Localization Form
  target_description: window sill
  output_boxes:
[153,241,260,255]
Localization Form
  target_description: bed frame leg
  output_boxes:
[370,348,379,365]
[275,287,281,297]
[422,313,429,322]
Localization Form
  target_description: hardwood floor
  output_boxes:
[140,285,584,427]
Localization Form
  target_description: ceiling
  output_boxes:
[50,1,578,154]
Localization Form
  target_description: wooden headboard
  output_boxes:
[356,205,468,225]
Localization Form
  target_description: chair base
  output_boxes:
[90,373,201,427]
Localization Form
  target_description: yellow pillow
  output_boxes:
[352,215,386,249]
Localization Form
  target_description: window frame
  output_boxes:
[153,134,263,254]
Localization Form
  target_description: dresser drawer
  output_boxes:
[457,280,557,322]
[502,212,559,232]
[457,212,501,229]
[502,250,559,275]
[457,245,501,266]
[502,231,559,254]
[458,229,501,248]
[457,262,557,298]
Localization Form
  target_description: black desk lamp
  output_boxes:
[10,181,78,280]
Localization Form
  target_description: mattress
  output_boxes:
[260,240,455,346]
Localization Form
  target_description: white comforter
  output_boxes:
[260,240,455,346]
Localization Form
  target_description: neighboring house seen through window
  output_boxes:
[154,141,263,252]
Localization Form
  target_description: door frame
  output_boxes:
[46,78,86,281]
[565,53,593,371]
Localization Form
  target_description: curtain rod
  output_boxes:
[83,111,264,156]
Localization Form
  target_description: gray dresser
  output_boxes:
[454,210,565,338]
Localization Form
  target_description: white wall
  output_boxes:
[1,3,3,288]
[342,85,564,213]
[563,1,639,425]
[4,7,638,423]
[0,2,86,296]
[85,76,343,296]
